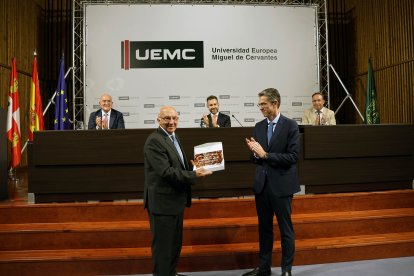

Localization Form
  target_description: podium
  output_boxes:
[28,125,414,203]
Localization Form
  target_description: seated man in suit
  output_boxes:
[200,95,231,128]
[301,92,336,125]
[87,93,125,129]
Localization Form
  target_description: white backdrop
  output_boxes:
[84,4,319,128]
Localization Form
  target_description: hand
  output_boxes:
[202,115,209,127]
[245,137,267,159]
[245,137,255,152]
[95,116,102,128]
[102,120,108,129]
[191,160,213,177]
[320,114,327,125]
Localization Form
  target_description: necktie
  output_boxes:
[213,114,218,126]
[102,113,108,129]
[315,111,321,126]
[171,135,185,168]
[267,122,274,145]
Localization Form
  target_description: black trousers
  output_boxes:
[148,211,184,276]
[255,182,295,272]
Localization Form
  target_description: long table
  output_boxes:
[28,125,414,203]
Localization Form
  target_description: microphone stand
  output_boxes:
[232,114,244,127]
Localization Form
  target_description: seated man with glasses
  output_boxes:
[87,93,125,129]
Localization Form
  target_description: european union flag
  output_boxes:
[54,58,70,130]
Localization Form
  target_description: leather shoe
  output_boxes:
[242,267,271,276]
[281,271,292,276]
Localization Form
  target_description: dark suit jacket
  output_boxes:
[251,114,300,196]
[87,108,125,129]
[200,113,231,128]
[144,127,196,215]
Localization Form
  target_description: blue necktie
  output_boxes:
[267,122,274,145]
[171,135,185,168]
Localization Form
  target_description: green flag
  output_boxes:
[365,58,380,124]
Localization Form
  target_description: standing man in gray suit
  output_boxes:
[144,105,212,276]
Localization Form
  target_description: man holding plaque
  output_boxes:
[144,105,212,276]
[244,88,300,276]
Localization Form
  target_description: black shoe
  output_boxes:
[281,271,292,276]
[242,267,271,276]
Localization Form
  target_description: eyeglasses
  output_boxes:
[257,101,275,108]
[160,116,179,122]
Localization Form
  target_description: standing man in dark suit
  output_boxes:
[200,95,231,128]
[87,93,125,129]
[244,88,300,276]
[144,105,212,276]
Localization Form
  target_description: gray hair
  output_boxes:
[258,88,280,107]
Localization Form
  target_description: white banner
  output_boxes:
[85,4,319,128]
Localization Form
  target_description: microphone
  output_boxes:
[232,114,244,127]
[200,117,207,128]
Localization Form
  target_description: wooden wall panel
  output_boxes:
[328,0,414,124]
[0,0,72,167]
[0,0,43,166]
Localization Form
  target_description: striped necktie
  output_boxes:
[171,135,186,168]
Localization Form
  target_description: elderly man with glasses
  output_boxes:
[144,105,212,276]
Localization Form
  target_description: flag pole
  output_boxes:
[21,65,74,155]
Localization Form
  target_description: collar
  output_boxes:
[313,107,325,114]
[159,126,175,138]
[210,112,220,117]
[267,112,281,125]
[101,109,112,116]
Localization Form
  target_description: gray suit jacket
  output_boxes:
[144,127,196,215]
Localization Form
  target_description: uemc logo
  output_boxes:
[121,40,204,69]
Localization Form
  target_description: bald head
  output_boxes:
[99,93,113,112]
[157,105,179,134]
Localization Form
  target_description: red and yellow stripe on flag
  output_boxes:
[29,55,44,140]
[7,58,22,168]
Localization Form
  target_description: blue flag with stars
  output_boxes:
[54,58,70,130]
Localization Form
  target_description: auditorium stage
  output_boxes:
[1,167,413,275]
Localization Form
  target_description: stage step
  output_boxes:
[0,190,413,275]
[0,232,413,275]
[1,189,413,223]
[1,208,414,251]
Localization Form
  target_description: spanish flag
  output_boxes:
[6,58,22,168]
[29,55,44,140]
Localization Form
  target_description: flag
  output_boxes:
[364,57,380,124]
[54,58,70,130]
[29,55,44,140]
[7,58,22,168]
